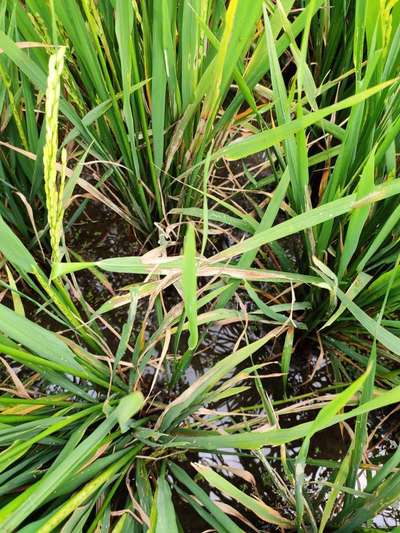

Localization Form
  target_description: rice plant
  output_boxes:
[0,1,399,531]
[1,0,269,234]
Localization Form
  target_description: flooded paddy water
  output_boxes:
[1,187,398,531]
[39,199,398,530]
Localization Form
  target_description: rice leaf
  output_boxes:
[183,223,198,350]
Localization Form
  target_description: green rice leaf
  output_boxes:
[183,223,198,350]
[194,464,293,528]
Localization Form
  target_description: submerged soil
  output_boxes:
[68,199,400,531]
[66,199,400,530]
[2,196,399,531]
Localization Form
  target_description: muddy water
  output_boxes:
[67,200,399,531]
[2,198,398,530]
